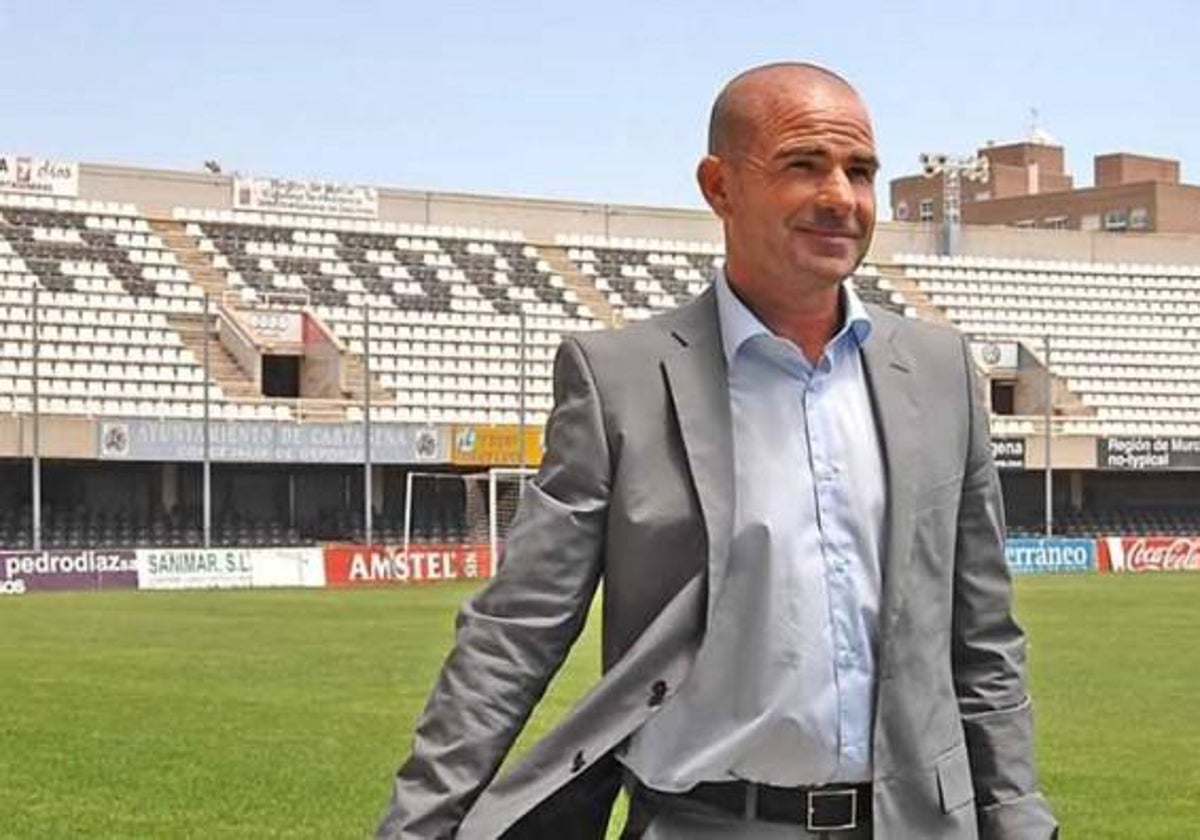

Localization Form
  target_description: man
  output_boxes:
[378,62,1058,839]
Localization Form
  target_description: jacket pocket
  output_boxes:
[935,744,976,814]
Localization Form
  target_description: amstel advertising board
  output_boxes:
[323,543,494,587]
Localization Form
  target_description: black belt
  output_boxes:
[631,779,871,832]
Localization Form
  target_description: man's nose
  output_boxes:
[815,168,855,215]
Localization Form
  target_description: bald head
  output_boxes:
[707,62,862,158]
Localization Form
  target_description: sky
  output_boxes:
[1,0,1198,217]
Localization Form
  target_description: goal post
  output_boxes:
[486,467,538,569]
[403,467,538,573]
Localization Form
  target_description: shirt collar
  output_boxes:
[714,268,874,367]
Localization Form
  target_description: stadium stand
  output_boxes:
[556,232,909,321]
[895,252,1200,435]
[0,192,293,419]
[1009,506,1200,538]
[8,158,1200,550]
[0,503,304,549]
[175,208,606,425]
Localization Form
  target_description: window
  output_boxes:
[919,199,934,222]
[1080,213,1101,231]
[1043,216,1069,230]
[895,201,910,221]
[1129,207,1151,230]
[1103,209,1128,230]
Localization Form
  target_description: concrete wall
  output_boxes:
[217,309,263,386]
[81,163,230,216]
[949,222,1200,264]
[1025,434,1096,470]
[0,416,97,459]
[70,159,1200,264]
[75,161,724,244]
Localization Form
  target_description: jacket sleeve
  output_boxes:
[377,337,612,839]
[952,336,1059,839]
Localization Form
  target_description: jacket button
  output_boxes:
[571,750,585,772]
[648,679,668,707]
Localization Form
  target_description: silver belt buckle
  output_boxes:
[806,787,858,832]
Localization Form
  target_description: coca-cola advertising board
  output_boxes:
[324,543,493,587]
[1100,536,1200,573]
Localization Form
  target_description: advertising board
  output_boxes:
[0,550,137,593]
[991,437,1026,471]
[323,543,493,587]
[136,548,255,590]
[233,177,378,218]
[135,546,327,590]
[450,425,543,467]
[0,155,79,197]
[1097,437,1200,470]
[249,547,325,588]
[1099,536,1200,573]
[1004,538,1096,576]
[98,419,447,464]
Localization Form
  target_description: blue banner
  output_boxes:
[1005,538,1096,576]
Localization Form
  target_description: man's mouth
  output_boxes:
[794,225,858,241]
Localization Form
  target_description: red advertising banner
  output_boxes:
[323,543,493,587]
[1099,536,1200,573]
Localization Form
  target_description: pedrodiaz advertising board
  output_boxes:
[324,543,493,587]
[1100,536,1200,573]
[0,550,137,594]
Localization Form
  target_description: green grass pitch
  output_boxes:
[1,574,1198,838]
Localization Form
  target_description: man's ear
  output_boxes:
[696,155,733,219]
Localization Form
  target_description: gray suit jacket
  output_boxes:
[378,288,1058,839]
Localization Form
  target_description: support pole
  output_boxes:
[518,309,528,473]
[31,279,41,552]
[403,470,415,560]
[203,294,212,547]
[363,298,373,546]
[1044,333,1053,537]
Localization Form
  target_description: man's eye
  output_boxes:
[848,167,875,183]
[790,159,815,170]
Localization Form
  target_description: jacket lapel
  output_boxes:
[860,308,920,671]
[660,289,734,628]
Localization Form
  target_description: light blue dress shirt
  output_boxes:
[622,272,887,789]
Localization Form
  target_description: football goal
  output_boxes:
[403,467,538,572]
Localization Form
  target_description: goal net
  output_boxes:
[403,467,538,573]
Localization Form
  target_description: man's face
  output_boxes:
[703,81,878,298]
